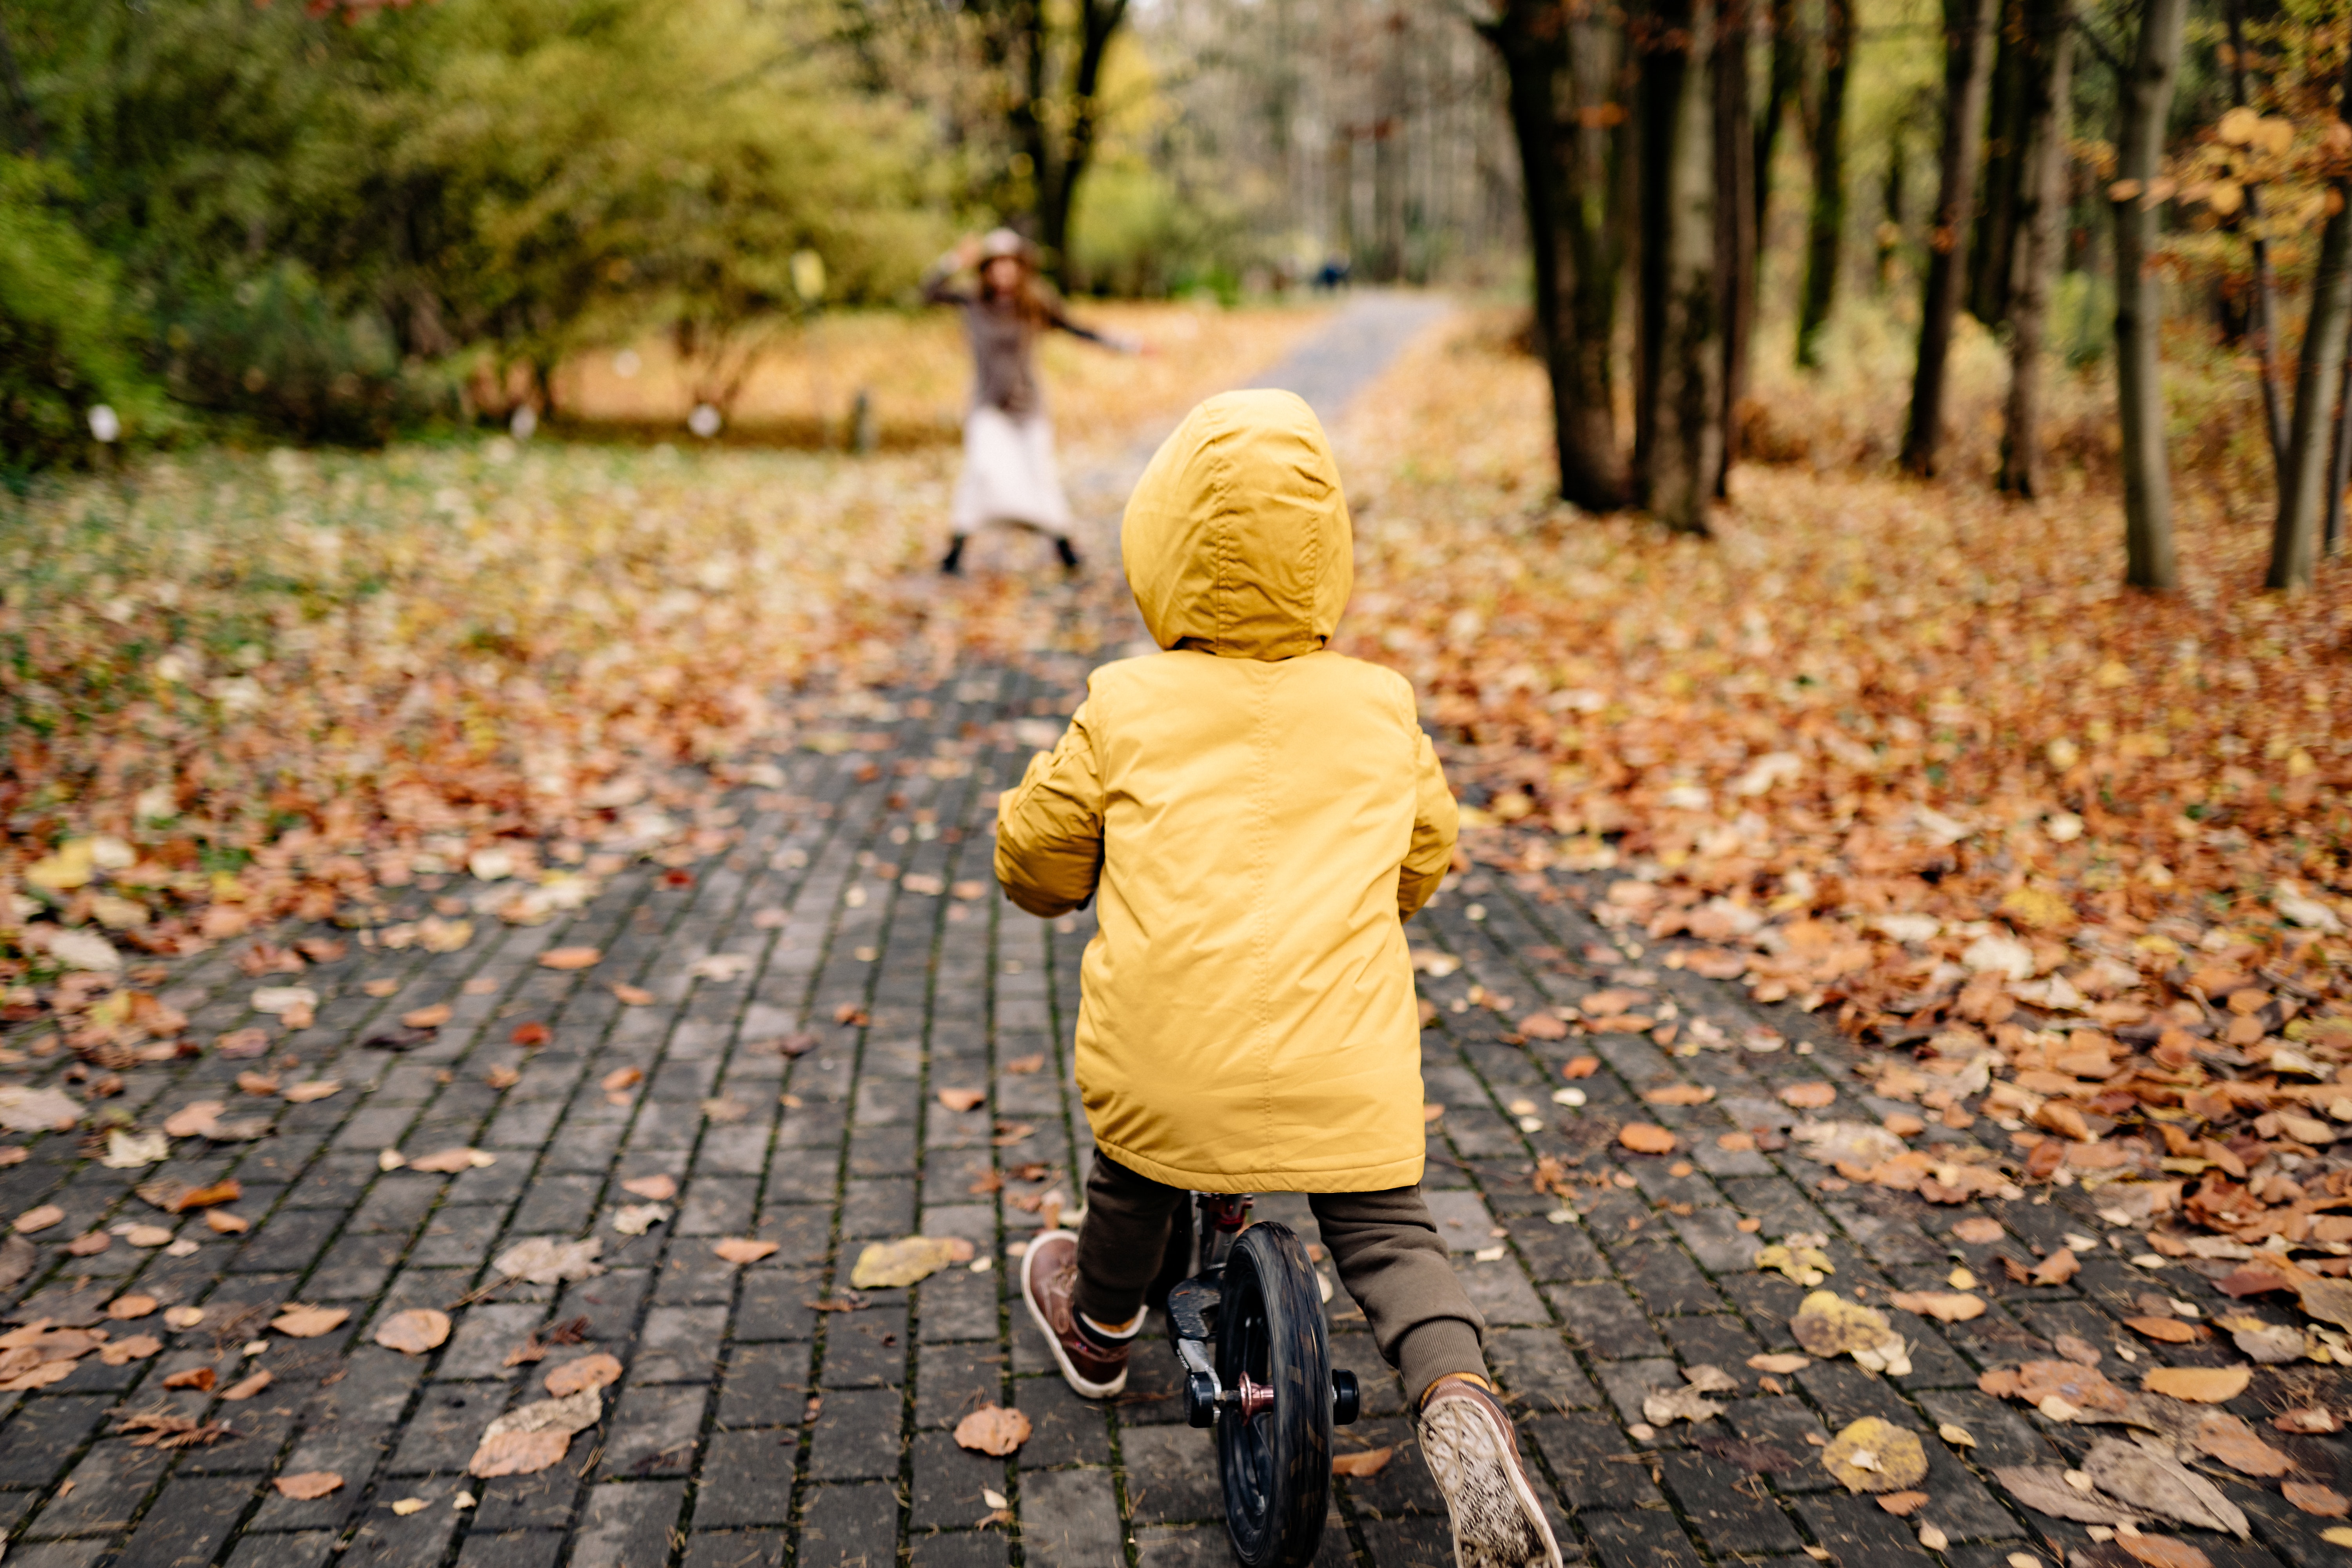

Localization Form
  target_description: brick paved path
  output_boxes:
[2,301,2343,1568]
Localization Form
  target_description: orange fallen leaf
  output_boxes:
[361,979,400,998]
[714,1238,779,1264]
[936,1089,986,1113]
[1332,1446,1396,1477]
[1618,1123,1677,1155]
[538,947,603,970]
[2143,1365,2251,1403]
[1004,1054,1045,1074]
[1952,1218,2004,1243]
[2116,1535,2212,1568]
[470,1428,570,1477]
[204,1210,249,1234]
[270,1305,351,1338]
[1886,1292,1985,1323]
[163,1367,215,1391]
[2125,1316,2198,1343]
[2029,1248,2080,1286]
[2192,1412,2293,1476]
[611,985,654,1006]
[1779,1082,1838,1109]
[1422,1103,1445,1123]
[105,1294,158,1320]
[281,1080,341,1103]
[374,1309,452,1355]
[1718,1132,1756,1151]
[485,1066,520,1089]
[236,1072,279,1096]
[953,1405,1033,1455]
[544,1353,623,1396]
[408,1147,492,1174]
[1642,1084,1715,1106]
[622,1174,678,1201]
[98,1335,162,1365]
[67,1231,110,1256]
[1518,1013,1570,1041]
[221,1369,272,1400]
[274,1472,344,1500]
[510,1022,551,1047]
[163,1102,227,1138]
[1876,1491,1929,1517]
[13,1205,62,1234]
[400,1004,452,1030]
[1561,1056,1600,1079]
[602,1068,643,1093]
[2285,1481,2350,1517]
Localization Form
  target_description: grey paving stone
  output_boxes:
[692,1430,800,1527]
[798,1481,897,1566]
[806,1387,901,1481]
[573,1480,687,1568]
[1014,1467,1123,1568]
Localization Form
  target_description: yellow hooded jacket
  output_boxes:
[993,389,1457,1192]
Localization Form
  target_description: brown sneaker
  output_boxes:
[1020,1229,1129,1398]
[1417,1378,1564,1568]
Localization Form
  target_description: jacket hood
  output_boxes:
[1122,389,1352,660]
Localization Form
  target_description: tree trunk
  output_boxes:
[1006,0,1130,285]
[2225,0,2288,484]
[1481,0,1630,510]
[1996,0,2073,496]
[1754,0,1801,258]
[1876,120,1907,292]
[1899,0,1999,474]
[1967,0,2029,330]
[2328,352,2352,556]
[1794,0,1855,368]
[2264,43,2352,590]
[1635,0,1722,532]
[1715,0,1757,494]
[2114,0,2186,590]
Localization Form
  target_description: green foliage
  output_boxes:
[0,155,170,478]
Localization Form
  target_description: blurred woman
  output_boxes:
[923,229,1138,574]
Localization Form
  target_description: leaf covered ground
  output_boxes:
[1332,310,2352,1279]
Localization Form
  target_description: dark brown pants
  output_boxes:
[1071,1151,1487,1405]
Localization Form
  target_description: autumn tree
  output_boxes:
[1481,0,1630,509]
[2111,0,2188,591]
[1900,0,1998,475]
[2265,43,2352,591]
[1633,0,1723,531]
[1794,0,1856,368]
[1994,0,2073,496]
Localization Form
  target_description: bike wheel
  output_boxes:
[1216,1221,1331,1568]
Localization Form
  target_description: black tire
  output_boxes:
[1216,1221,1331,1568]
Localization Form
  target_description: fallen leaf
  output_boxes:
[1878,1491,1929,1516]
[221,1369,272,1400]
[1951,1218,2006,1245]
[163,1306,205,1328]
[374,1309,452,1355]
[1887,1291,1985,1323]
[13,1205,63,1234]
[1994,1465,2141,1524]
[163,1367,216,1390]
[408,1147,494,1174]
[1004,1054,1045,1074]
[613,1203,670,1235]
[135,1177,240,1212]
[1822,1416,1928,1493]
[102,1130,170,1169]
[1618,1123,1677,1154]
[1332,1446,1395,1476]
[936,1088,986,1112]
[714,1238,779,1265]
[270,1305,351,1338]
[2191,1412,2293,1477]
[125,1223,172,1246]
[2083,1436,2250,1538]
[544,1353,623,1396]
[2030,1248,2081,1286]
[362,979,399,998]
[106,1294,158,1320]
[699,1098,749,1123]
[621,1174,677,1201]
[400,1004,452,1030]
[953,1405,1033,1455]
[282,1081,341,1103]
[601,1067,642,1093]
[850,1236,965,1289]
[2328,1531,2352,1550]
[97,1336,160,1365]
[484,1066,520,1089]
[494,1237,604,1283]
[611,985,655,1006]
[2143,1365,2250,1404]
[1562,1056,1600,1078]
[510,1022,552,1047]
[2284,1482,2350,1517]
[537,947,602,970]
[1748,1353,1811,1374]
[116,1411,232,1448]
[390,1496,434,1514]
[66,1231,109,1257]
[1780,1082,1838,1109]
[2116,1536,2214,1568]
[1643,1084,1715,1106]
[274,1472,345,1499]
[2125,1316,2199,1343]
[1791,1290,1909,1373]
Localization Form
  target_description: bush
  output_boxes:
[162,263,458,445]
[0,156,170,478]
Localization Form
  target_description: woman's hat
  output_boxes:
[979,228,1032,264]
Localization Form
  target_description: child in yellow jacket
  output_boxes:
[997,389,1564,1568]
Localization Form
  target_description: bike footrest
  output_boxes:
[1165,1277,1220,1343]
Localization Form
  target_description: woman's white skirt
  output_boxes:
[951,404,1073,536]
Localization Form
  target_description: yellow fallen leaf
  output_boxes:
[1823,1417,1927,1493]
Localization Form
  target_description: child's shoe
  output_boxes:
[1416,1377,1564,1568]
[1020,1229,1129,1398]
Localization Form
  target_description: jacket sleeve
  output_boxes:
[994,703,1107,917]
[1397,728,1457,921]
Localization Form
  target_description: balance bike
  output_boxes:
[1165,1193,1362,1568]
